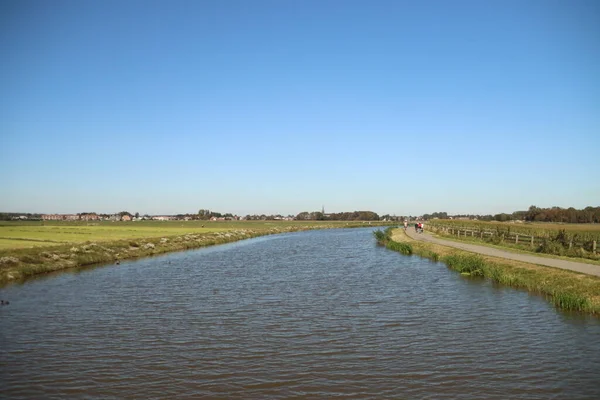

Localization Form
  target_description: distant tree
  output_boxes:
[494,213,510,222]
[526,205,541,222]
[313,212,325,220]
[296,212,310,220]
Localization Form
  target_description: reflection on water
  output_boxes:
[1,228,599,399]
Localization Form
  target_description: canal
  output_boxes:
[1,228,599,399]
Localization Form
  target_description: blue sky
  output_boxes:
[1,0,599,216]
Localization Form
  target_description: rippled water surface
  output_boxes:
[1,228,599,399]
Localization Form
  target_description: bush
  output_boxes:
[536,239,565,256]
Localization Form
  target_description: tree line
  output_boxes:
[423,206,600,223]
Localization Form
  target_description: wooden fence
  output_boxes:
[426,224,597,254]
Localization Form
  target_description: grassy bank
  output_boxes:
[374,228,600,315]
[0,221,391,285]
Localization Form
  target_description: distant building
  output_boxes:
[152,216,175,221]
[42,214,78,221]
[80,213,99,221]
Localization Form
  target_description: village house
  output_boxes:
[79,213,99,221]
[42,214,79,221]
[152,216,175,221]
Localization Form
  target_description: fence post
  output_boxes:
[569,240,573,249]
[480,231,483,239]
[531,236,534,248]
[593,240,597,254]
[515,234,519,244]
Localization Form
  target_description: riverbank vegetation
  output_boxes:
[0,220,391,285]
[373,228,600,314]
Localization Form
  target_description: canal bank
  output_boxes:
[0,223,382,285]
[380,228,600,315]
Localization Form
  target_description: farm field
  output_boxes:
[0,220,383,249]
[427,219,600,235]
[425,219,600,261]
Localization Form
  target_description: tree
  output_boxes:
[526,205,541,221]
[494,213,510,222]
[296,212,310,220]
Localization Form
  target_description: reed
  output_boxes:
[385,240,413,255]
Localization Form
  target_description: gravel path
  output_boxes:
[404,227,600,277]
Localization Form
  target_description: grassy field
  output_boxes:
[0,220,380,249]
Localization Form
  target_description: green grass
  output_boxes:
[373,228,413,255]
[0,238,56,249]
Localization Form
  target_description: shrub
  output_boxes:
[536,239,565,256]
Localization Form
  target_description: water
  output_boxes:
[1,228,599,399]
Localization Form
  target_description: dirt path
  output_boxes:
[403,227,600,277]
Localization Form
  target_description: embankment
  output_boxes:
[375,228,600,315]
[0,226,324,285]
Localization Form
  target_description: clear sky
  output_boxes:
[1,0,599,216]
